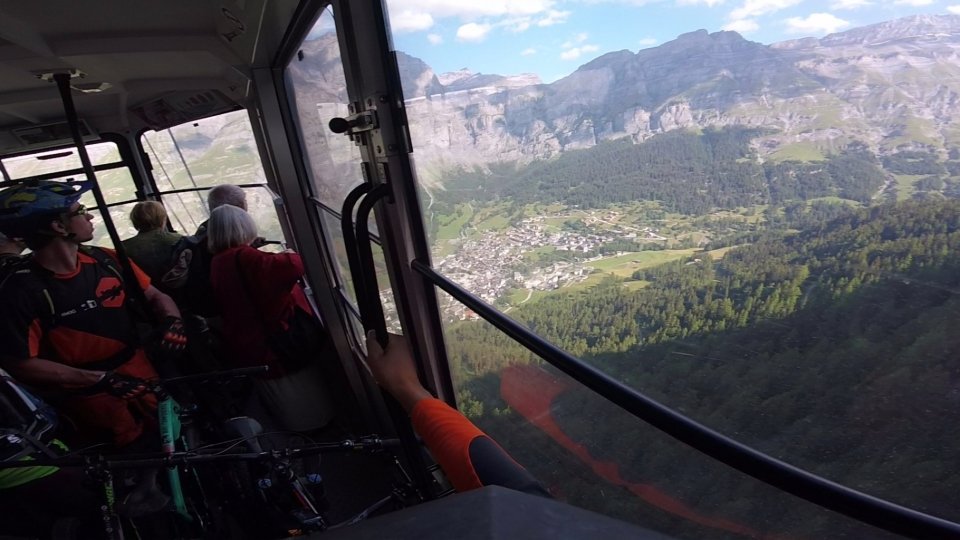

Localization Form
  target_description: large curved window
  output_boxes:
[283,5,403,352]
[1,142,140,247]
[385,0,960,535]
[141,110,283,242]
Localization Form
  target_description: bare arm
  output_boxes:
[364,331,431,412]
[1,357,103,389]
[364,332,548,496]
[144,285,181,319]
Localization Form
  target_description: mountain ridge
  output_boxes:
[280,15,960,186]
[395,14,960,182]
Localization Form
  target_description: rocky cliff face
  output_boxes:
[289,15,960,184]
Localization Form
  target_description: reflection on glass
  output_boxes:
[141,109,266,191]
[371,242,402,335]
[319,209,357,306]
[437,291,899,540]
[285,6,364,209]
[349,312,367,355]
[2,142,122,179]
[246,186,284,243]
[158,185,282,240]
[158,188,207,235]
[141,109,274,236]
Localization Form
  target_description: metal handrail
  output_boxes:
[411,260,960,540]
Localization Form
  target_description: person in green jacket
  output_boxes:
[122,200,183,286]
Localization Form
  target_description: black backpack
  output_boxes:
[0,369,57,462]
[161,234,218,317]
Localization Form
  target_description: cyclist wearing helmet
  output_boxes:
[0,181,187,449]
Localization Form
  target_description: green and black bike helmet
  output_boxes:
[0,180,91,238]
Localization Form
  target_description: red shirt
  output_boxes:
[210,246,310,377]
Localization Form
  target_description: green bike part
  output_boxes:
[159,396,192,522]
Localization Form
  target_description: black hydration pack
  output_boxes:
[0,245,132,328]
[161,234,218,317]
[0,368,57,462]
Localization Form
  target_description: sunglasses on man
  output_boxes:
[63,204,90,218]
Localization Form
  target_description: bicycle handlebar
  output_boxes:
[159,366,270,387]
[0,436,400,470]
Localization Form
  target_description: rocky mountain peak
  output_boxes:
[290,14,960,181]
[437,68,474,86]
[774,14,960,50]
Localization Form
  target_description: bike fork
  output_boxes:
[98,468,125,540]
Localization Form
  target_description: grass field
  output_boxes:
[588,249,700,277]
[623,280,650,291]
[436,203,474,240]
[806,196,861,206]
[768,142,826,162]
[894,175,923,202]
[476,213,510,231]
[507,288,551,305]
[704,246,738,259]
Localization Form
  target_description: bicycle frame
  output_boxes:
[158,394,192,523]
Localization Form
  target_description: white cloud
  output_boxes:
[723,18,760,32]
[494,9,568,34]
[730,0,802,20]
[949,4,960,12]
[786,12,850,34]
[390,10,435,32]
[562,33,590,48]
[521,47,538,55]
[387,0,554,20]
[894,0,934,5]
[560,44,599,60]
[456,22,493,41]
[427,33,443,44]
[638,37,658,46]
[537,9,571,26]
[677,0,726,6]
[832,0,871,9]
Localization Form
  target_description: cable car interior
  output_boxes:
[0,0,958,539]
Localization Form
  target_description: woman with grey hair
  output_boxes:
[207,204,333,431]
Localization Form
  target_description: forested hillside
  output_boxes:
[447,200,960,538]
[437,128,887,215]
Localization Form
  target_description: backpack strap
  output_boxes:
[79,245,125,284]
[0,257,56,324]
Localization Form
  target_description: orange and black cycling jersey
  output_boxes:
[0,247,151,367]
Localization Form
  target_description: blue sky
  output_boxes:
[385,0,960,82]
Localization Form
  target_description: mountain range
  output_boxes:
[289,15,960,187]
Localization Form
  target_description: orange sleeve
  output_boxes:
[129,259,151,289]
[28,318,42,357]
[100,247,151,289]
[410,397,486,492]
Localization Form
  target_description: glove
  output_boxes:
[159,316,188,353]
[92,371,151,400]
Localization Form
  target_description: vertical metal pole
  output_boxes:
[52,73,150,311]
[0,159,10,183]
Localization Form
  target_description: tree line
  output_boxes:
[447,199,960,538]
[435,128,896,216]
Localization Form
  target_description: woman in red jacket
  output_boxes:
[207,204,333,431]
